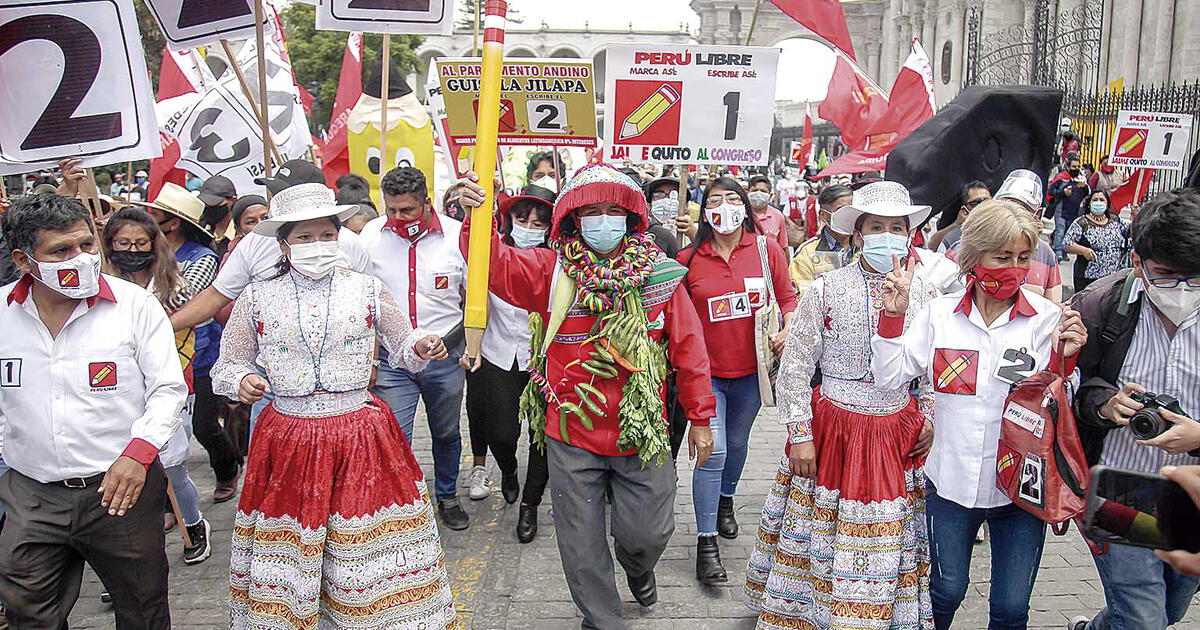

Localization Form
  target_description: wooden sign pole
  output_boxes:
[380,34,392,180]
[676,164,690,242]
[254,0,273,181]
[219,40,283,166]
[550,147,562,190]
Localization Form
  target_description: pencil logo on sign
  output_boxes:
[619,84,680,140]
[58,269,79,288]
[1114,128,1147,158]
[88,362,118,389]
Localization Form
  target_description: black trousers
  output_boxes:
[0,462,171,630]
[465,358,549,507]
[192,373,242,481]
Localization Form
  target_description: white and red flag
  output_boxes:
[320,32,364,185]
[769,0,857,60]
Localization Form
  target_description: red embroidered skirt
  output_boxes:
[229,394,457,630]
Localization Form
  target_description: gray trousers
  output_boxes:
[0,463,170,630]
[547,438,676,630]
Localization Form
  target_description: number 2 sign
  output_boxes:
[142,0,257,50]
[603,43,779,166]
[0,0,160,175]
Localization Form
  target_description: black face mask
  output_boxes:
[110,250,154,273]
[1068,168,1081,177]
[201,204,230,227]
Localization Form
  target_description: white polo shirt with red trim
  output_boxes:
[358,212,467,338]
[0,274,187,482]
[870,287,1074,509]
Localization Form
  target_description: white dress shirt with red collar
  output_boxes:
[870,287,1074,509]
[0,274,187,482]
[357,212,467,338]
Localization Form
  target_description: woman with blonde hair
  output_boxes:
[870,199,1088,630]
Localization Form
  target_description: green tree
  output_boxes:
[282,3,422,135]
[134,0,167,94]
[455,0,523,31]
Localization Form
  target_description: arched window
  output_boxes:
[940,41,953,85]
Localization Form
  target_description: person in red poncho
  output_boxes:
[459,164,716,630]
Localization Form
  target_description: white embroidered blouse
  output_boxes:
[211,268,428,417]
[776,262,937,443]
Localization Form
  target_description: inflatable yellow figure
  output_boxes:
[347,93,435,209]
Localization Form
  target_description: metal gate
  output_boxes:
[964,0,1104,95]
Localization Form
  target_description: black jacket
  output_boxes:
[1071,270,1142,465]
[0,229,18,287]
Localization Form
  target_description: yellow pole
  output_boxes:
[464,0,508,361]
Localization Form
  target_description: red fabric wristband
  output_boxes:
[121,438,159,469]
[878,312,906,338]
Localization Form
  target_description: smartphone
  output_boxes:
[1084,466,1200,552]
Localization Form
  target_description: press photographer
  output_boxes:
[1070,187,1200,630]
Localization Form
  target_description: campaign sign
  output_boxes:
[603,44,779,166]
[0,0,160,175]
[143,0,257,50]
[436,57,598,148]
[1108,110,1194,171]
[317,0,453,35]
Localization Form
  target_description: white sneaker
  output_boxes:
[468,466,491,500]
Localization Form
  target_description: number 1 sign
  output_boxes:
[603,43,780,166]
[0,0,160,175]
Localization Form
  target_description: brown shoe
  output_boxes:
[213,465,241,503]
[163,512,177,532]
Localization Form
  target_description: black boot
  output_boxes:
[501,471,520,504]
[516,504,538,543]
[717,494,738,539]
[696,536,728,585]
[626,570,657,607]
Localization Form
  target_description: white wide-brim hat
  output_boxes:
[831,181,932,235]
[253,183,360,237]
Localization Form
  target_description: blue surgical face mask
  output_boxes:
[1089,201,1108,215]
[510,223,546,249]
[860,232,910,273]
[579,214,627,254]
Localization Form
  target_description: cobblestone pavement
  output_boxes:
[66,405,1199,630]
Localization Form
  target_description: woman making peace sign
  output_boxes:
[871,199,1087,630]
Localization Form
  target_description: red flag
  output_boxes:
[818,56,887,151]
[1109,168,1155,213]
[321,32,364,186]
[769,0,857,60]
[799,106,813,163]
[150,47,210,198]
[817,39,935,179]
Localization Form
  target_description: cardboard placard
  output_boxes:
[0,0,161,175]
[317,0,453,35]
[436,57,598,148]
[603,44,779,166]
[143,0,257,50]
[1108,110,1194,171]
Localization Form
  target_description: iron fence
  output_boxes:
[1064,81,1200,194]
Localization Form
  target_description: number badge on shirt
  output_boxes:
[708,292,751,323]
[0,358,21,387]
[933,348,979,395]
[995,347,1037,386]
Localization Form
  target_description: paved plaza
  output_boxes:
[66,405,1200,629]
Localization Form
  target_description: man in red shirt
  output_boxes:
[460,164,715,629]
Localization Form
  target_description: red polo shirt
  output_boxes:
[678,231,798,379]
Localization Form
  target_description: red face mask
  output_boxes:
[385,215,427,240]
[971,265,1029,300]
[1101,164,1115,174]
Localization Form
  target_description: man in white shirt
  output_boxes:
[358,166,471,530]
[0,194,187,629]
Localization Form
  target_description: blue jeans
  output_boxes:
[926,483,1046,630]
[1053,212,1075,259]
[1086,541,1198,629]
[164,463,202,527]
[372,350,466,501]
[692,374,761,536]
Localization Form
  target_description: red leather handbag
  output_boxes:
[995,347,1090,529]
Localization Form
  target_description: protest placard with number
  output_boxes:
[436,57,598,148]
[603,44,779,166]
[0,0,160,175]
[143,0,257,50]
[317,0,453,35]
[1108,110,1194,171]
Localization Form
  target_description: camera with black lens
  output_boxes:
[1128,392,1190,440]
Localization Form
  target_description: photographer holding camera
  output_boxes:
[1070,188,1200,630]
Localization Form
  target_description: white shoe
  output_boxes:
[468,466,491,500]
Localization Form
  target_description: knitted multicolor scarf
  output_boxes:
[558,232,657,313]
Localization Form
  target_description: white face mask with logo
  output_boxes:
[30,251,102,299]
[705,203,746,235]
[288,241,342,280]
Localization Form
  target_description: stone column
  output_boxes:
[866,42,883,84]
[1151,0,1176,84]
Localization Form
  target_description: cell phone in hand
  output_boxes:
[1083,465,1200,552]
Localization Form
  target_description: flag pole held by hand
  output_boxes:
[464,0,509,362]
